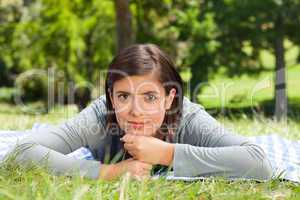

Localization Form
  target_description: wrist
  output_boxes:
[98,163,121,181]
[160,143,174,166]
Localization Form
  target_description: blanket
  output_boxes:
[0,123,299,182]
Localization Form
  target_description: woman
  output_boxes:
[12,44,273,181]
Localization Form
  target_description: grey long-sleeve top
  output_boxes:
[11,95,273,180]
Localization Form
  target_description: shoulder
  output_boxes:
[174,96,208,142]
[175,96,206,133]
[84,94,107,126]
[180,96,221,129]
[181,96,205,122]
[91,94,106,109]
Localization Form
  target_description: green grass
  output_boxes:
[196,42,300,116]
[198,64,300,110]
[1,103,300,199]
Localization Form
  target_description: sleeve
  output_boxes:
[11,97,108,179]
[172,108,273,181]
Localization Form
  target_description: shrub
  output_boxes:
[14,69,48,102]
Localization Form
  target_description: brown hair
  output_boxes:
[104,44,183,137]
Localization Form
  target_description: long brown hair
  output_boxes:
[104,44,183,137]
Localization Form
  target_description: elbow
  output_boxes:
[259,150,273,180]
[9,138,38,162]
[261,159,273,180]
[253,155,273,181]
[243,144,273,181]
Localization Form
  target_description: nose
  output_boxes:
[129,96,143,117]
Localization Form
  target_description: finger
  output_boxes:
[124,145,134,153]
[141,169,151,177]
[142,166,152,172]
[133,172,150,181]
[132,174,143,181]
[121,134,135,143]
[128,150,138,158]
[124,143,135,150]
[143,164,153,171]
[141,163,152,170]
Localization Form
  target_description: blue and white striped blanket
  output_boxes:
[1,123,299,182]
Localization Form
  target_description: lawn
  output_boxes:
[1,102,300,199]
[198,65,300,113]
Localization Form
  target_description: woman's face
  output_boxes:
[109,73,176,137]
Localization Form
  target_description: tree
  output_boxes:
[179,0,300,120]
[114,0,133,52]
[0,0,116,110]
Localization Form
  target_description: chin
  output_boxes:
[125,128,155,136]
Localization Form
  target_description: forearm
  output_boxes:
[173,143,273,180]
[15,140,125,181]
[13,140,101,179]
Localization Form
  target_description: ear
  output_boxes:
[165,88,176,110]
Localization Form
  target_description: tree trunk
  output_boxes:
[274,14,287,121]
[190,63,208,103]
[23,0,33,6]
[114,0,133,52]
[189,0,208,102]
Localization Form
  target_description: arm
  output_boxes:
[12,96,108,179]
[172,109,273,180]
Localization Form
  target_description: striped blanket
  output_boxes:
[0,123,299,182]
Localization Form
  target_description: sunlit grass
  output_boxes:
[0,156,300,199]
[0,102,78,130]
[197,42,300,111]
[198,64,300,110]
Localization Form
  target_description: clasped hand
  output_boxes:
[120,134,174,166]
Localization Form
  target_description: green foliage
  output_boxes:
[14,69,48,102]
[0,0,300,105]
[207,0,300,76]
[0,87,15,103]
[0,0,116,84]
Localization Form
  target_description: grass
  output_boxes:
[198,64,300,110]
[195,42,300,120]
[1,102,300,199]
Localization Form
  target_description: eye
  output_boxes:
[117,94,129,102]
[144,94,157,102]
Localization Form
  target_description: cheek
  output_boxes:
[114,109,129,125]
[144,112,166,136]
[149,112,166,126]
[142,111,163,129]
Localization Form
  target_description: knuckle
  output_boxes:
[136,144,142,150]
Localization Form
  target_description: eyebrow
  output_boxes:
[115,91,159,95]
[115,91,130,94]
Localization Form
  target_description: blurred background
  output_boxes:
[0,0,299,122]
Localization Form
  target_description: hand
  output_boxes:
[98,158,152,181]
[118,158,152,180]
[120,134,174,166]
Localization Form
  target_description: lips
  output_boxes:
[128,121,145,129]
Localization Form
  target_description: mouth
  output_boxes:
[127,121,145,129]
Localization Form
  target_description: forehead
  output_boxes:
[113,73,164,93]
